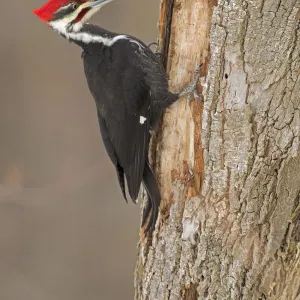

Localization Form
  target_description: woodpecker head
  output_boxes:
[33,0,112,32]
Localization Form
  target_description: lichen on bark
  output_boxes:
[135,0,300,299]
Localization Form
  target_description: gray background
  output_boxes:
[0,0,159,299]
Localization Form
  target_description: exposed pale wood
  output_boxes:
[155,0,212,213]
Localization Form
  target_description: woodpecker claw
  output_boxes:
[179,63,203,102]
[148,42,161,58]
[148,42,158,49]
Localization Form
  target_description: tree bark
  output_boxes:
[135,0,300,299]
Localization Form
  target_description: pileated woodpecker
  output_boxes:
[33,0,201,232]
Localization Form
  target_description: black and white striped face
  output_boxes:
[34,0,113,33]
[52,2,81,21]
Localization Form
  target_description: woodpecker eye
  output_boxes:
[72,2,79,10]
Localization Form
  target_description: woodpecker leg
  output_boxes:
[179,63,203,101]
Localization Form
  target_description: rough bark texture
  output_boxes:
[135,0,300,299]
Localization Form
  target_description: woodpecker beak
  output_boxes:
[81,0,113,9]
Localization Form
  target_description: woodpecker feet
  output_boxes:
[148,42,162,60]
[148,42,159,51]
[179,63,203,101]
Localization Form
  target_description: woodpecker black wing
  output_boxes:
[97,111,127,201]
[83,38,152,202]
[103,97,151,201]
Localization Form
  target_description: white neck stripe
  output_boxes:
[66,31,129,46]
[49,20,129,46]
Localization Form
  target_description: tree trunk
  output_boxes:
[135,0,300,299]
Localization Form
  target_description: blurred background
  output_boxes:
[0,0,159,299]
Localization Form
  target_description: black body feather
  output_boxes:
[69,24,179,232]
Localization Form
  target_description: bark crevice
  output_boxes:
[135,0,300,299]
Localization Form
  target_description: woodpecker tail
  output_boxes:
[141,160,161,233]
